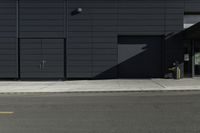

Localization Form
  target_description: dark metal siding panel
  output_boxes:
[92,0,117,78]
[117,0,165,35]
[117,0,184,35]
[164,0,185,78]
[165,0,184,34]
[164,33,184,78]
[68,0,184,78]
[19,0,65,38]
[0,0,17,78]
[185,0,200,12]
[67,0,118,78]
[0,0,16,38]
[66,0,185,78]
[67,0,93,78]
[118,36,163,78]
[0,38,17,78]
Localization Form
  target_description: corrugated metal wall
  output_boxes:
[67,0,184,78]
[185,0,200,12]
[67,0,93,78]
[67,0,118,78]
[0,0,17,78]
[166,0,184,33]
[19,0,65,38]
[0,0,192,79]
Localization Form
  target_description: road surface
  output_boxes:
[0,91,200,133]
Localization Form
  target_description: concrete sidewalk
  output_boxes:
[0,78,200,93]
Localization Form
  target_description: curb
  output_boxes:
[0,88,200,94]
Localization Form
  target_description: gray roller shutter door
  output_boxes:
[118,36,163,78]
[20,39,64,79]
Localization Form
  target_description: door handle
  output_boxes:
[42,60,46,69]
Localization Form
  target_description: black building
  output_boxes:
[0,0,199,79]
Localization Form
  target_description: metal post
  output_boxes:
[16,0,20,79]
[192,40,195,77]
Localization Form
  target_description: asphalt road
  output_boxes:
[0,91,200,133]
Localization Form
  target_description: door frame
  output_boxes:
[18,38,66,80]
[193,40,200,77]
[184,39,200,77]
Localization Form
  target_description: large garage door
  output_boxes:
[20,39,64,79]
[118,36,163,78]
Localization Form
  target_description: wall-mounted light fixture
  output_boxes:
[71,8,83,16]
[77,8,83,13]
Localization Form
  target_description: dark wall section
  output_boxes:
[165,33,184,78]
[66,0,185,79]
[19,0,65,38]
[164,40,185,78]
[185,0,200,12]
[67,0,118,78]
[164,0,184,78]
[165,0,184,34]
[0,0,16,38]
[0,0,17,78]
[118,36,163,78]
[67,0,93,78]
[0,0,188,79]
[118,0,165,35]
[92,0,118,78]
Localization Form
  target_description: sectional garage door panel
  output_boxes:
[20,39,64,79]
[118,36,163,78]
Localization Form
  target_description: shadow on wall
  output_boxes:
[94,36,164,79]
[94,34,184,79]
[164,32,184,78]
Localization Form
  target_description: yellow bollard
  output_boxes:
[177,67,181,80]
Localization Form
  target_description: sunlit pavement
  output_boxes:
[0,78,200,93]
[0,91,200,133]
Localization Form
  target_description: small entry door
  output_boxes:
[20,39,64,79]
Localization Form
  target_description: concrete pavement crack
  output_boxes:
[151,79,166,89]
